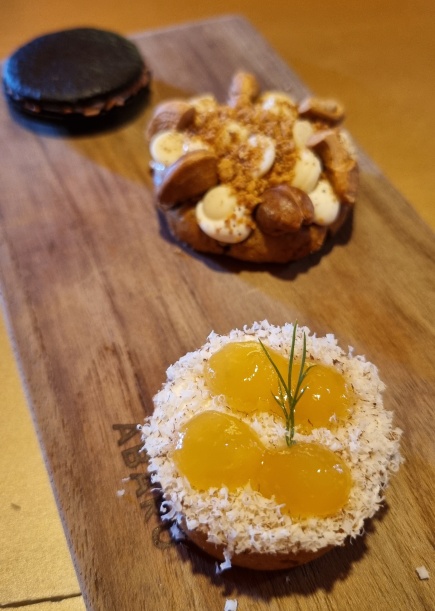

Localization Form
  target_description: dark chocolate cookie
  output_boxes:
[3,27,151,119]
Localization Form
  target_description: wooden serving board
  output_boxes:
[1,16,434,611]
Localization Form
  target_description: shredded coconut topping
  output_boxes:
[416,566,430,580]
[141,321,403,559]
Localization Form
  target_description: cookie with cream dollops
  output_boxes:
[146,73,358,263]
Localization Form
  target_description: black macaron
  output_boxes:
[3,27,151,120]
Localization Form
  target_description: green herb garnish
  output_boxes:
[259,323,313,447]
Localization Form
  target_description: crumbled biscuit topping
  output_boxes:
[186,102,300,210]
[147,72,359,248]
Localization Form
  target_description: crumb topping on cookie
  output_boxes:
[146,72,358,257]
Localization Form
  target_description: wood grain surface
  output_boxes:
[0,16,434,611]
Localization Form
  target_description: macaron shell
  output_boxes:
[3,28,146,106]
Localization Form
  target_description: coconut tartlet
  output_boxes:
[141,321,402,571]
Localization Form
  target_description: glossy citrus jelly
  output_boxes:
[295,363,352,433]
[204,341,351,431]
[175,341,353,517]
[257,443,352,518]
[204,341,288,417]
[172,410,263,491]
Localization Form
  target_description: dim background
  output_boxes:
[0,0,434,228]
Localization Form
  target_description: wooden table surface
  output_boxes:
[0,2,434,610]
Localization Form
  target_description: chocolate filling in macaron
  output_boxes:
[2,27,151,119]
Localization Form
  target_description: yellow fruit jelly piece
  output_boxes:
[204,342,352,432]
[172,410,264,491]
[204,341,288,417]
[295,363,352,433]
[257,443,352,519]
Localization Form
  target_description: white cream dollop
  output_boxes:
[150,129,208,166]
[258,91,297,117]
[293,120,315,150]
[195,185,252,243]
[291,148,322,193]
[247,134,276,178]
[309,179,340,225]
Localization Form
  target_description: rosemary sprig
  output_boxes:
[259,323,313,447]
